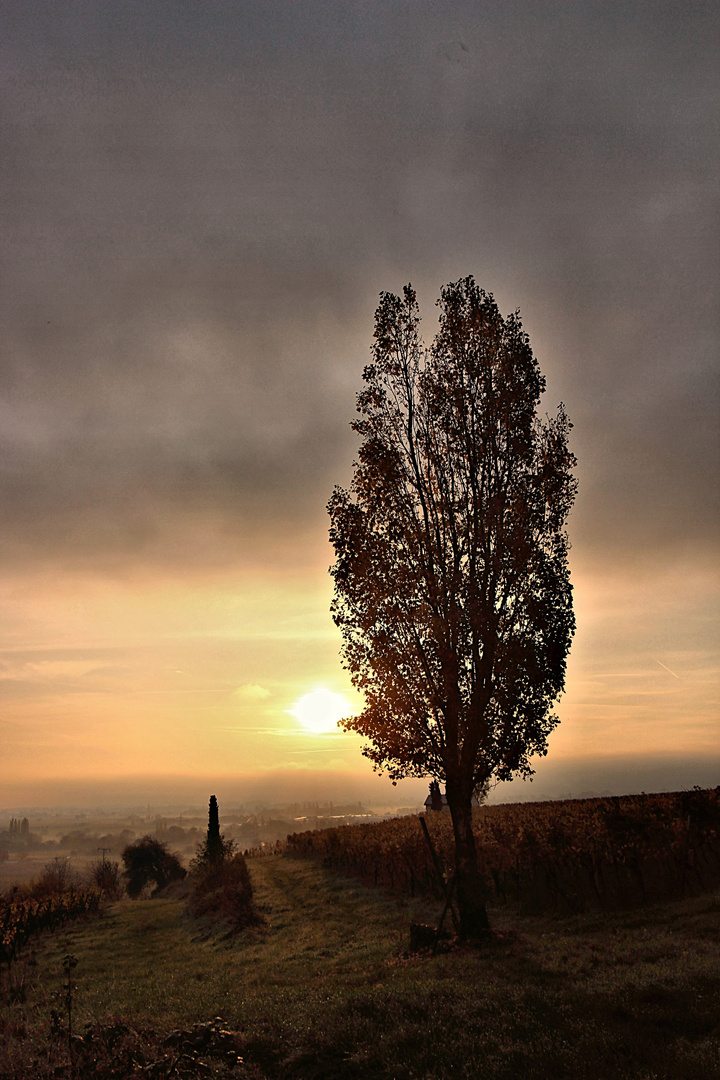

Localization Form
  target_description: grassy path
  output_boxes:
[2,856,719,1078]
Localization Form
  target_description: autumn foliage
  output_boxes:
[329,278,577,936]
[287,789,720,914]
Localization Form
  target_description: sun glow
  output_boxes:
[290,689,351,735]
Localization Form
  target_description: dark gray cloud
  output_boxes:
[1,0,717,573]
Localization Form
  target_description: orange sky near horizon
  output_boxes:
[2,544,716,801]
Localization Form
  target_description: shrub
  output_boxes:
[87,858,124,900]
[187,852,260,931]
[121,837,186,898]
[189,834,237,874]
[35,857,82,896]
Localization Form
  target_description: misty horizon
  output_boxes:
[2,753,717,816]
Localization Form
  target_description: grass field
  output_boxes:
[2,852,719,1079]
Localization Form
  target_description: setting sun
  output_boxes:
[290,689,351,735]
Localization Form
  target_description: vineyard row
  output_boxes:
[286,788,720,913]
[0,890,102,970]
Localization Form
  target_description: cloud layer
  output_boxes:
[2,1,717,576]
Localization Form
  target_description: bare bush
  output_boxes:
[35,857,81,896]
[87,858,124,899]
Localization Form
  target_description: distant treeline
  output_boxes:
[0,804,378,863]
[0,819,44,857]
[287,788,720,913]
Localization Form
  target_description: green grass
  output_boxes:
[2,855,719,1079]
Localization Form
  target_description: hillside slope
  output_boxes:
[1,856,719,1079]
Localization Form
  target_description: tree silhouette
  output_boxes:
[121,837,186,898]
[192,795,234,870]
[328,278,577,937]
[207,795,222,864]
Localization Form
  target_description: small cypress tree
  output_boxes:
[188,795,259,931]
[207,795,223,865]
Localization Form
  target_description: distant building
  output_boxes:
[423,782,484,811]
[424,782,447,811]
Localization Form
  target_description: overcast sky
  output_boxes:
[1,1,717,808]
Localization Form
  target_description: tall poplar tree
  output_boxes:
[328,278,577,937]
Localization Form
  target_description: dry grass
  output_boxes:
[1,855,718,1078]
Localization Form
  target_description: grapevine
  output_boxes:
[287,789,720,913]
[0,890,102,971]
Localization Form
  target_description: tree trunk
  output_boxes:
[446,779,491,939]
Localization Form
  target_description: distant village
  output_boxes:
[0,800,409,882]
